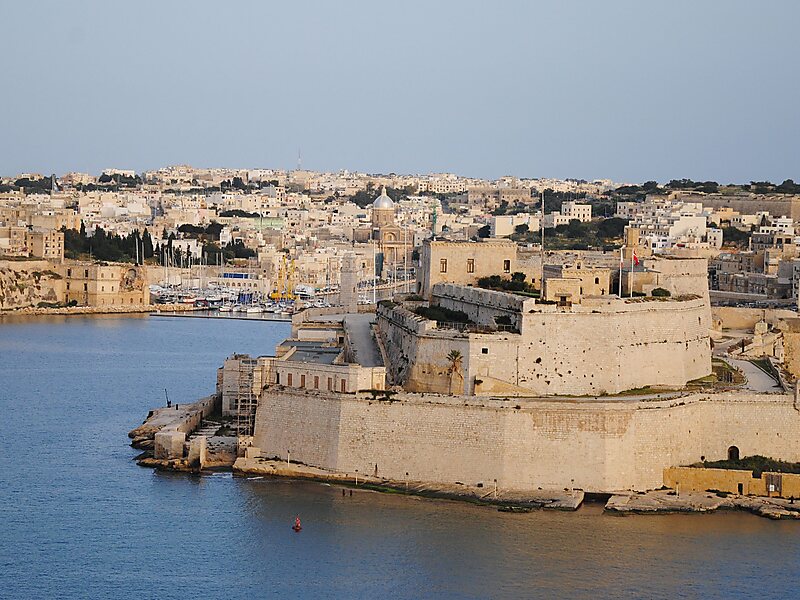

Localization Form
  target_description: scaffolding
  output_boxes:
[235,357,258,436]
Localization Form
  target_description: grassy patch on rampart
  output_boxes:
[414,305,471,324]
[690,455,800,478]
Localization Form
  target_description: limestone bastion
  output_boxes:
[377,283,712,397]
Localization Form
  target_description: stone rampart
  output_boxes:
[252,389,800,492]
[431,283,532,328]
[378,293,712,396]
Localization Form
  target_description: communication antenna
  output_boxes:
[297,148,302,171]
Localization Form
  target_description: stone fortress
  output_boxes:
[220,234,800,496]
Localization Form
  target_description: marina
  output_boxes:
[150,309,292,322]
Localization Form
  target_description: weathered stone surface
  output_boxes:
[3,302,198,316]
[154,431,186,459]
[233,457,584,511]
[251,387,800,493]
[606,489,800,520]
[0,261,64,310]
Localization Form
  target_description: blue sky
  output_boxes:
[1,0,797,183]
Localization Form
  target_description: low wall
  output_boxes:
[432,282,531,329]
[713,306,796,331]
[665,466,800,498]
[148,395,219,459]
[252,389,800,493]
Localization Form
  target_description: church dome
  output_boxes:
[373,186,394,210]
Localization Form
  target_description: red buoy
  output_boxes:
[292,516,302,532]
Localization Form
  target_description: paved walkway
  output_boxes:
[344,313,383,367]
[727,357,781,392]
[713,332,782,392]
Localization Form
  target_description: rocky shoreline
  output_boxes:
[232,456,584,511]
[606,489,800,520]
[2,303,200,317]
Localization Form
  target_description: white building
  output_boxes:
[490,213,541,237]
[561,201,592,223]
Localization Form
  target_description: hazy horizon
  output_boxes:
[1,0,798,184]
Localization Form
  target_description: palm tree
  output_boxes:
[446,349,463,395]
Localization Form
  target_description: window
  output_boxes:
[327,378,333,391]
[467,258,474,273]
[84,270,89,277]
[481,348,488,354]
[340,379,347,392]
[275,373,280,385]
[314,376,319,389]
[287,373,293,386]
[503,260,511,273]
[440,258,448,273]
[300,374,306,387]
[67,268,72,277]
[595,277,599,284]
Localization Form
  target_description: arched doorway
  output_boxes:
[728,446,740,461]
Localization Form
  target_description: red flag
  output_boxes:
[633,251,639,266]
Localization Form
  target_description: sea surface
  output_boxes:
[0,314,798,599]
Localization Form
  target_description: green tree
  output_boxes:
[596,217,628,239]
[446,350,463,395]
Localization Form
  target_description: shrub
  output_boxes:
[414,305,470,324]
[651,287,671,297]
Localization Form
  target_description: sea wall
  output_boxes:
[252,389,800,492]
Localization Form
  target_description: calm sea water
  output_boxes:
[0,315,797,599]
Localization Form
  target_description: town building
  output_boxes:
[417,239,517,297]
[58,263,150,306]
[560,201,592,222]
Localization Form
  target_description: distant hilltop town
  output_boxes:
[3,166,800,316]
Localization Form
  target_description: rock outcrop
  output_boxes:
[0,260,64,309]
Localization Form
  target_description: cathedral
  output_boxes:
[354,187,412,277]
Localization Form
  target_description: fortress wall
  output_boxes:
[377,303,469,393]
[253,390,342,467]
[642,257,710,300]
[712,306,796,331]
[251,390,800,492]
[517,299,711,395]
[380,297,711,397]
[432,283,532,328]
[691,193,800,220]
